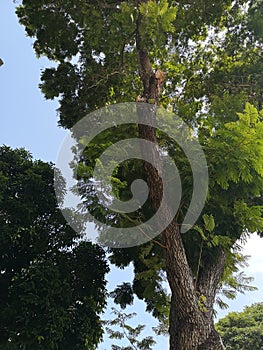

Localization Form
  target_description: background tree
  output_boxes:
[0,146,109,349]
[216,302,263,350]
[16,1,263,349]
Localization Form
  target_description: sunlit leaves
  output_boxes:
[208,103,263,190]
[139,0,177,35]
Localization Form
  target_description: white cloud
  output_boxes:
[241,233,263,274]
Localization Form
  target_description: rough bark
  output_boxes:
[135,2,226,349]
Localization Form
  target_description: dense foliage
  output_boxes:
[216,303,263,349]
[0,146,109,349]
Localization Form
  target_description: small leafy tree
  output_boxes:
[103,307,156,350]
[216,303,263,350]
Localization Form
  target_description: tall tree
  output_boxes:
[16,1,263,349]
[0,146,109,349]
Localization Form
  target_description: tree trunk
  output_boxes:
[135,3,225,349]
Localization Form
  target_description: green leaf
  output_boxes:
[203,214,215,232]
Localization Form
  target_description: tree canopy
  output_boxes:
[0,146,109,349]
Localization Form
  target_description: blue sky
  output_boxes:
[1,1,262,349]
[0,1,66,162]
